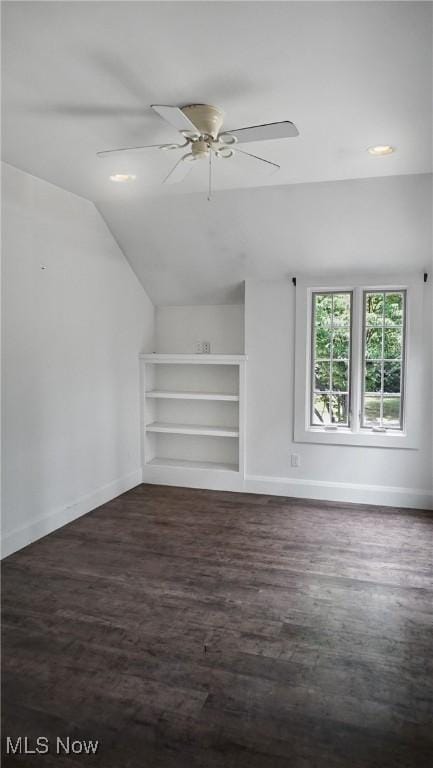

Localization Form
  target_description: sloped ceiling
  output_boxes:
[2,1,432,303]
[98,174,433,304]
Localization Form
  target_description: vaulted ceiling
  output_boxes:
[2,1,432,303]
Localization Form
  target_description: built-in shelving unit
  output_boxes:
[140,353,246,490]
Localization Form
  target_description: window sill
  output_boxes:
[294,426,418,449]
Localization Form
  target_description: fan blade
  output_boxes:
[163,155,194,184]
[235,148,280,171]
[97,143,166,158]
[221,121,298,144]
[151,105,199,135]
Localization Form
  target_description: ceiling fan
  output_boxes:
[96,104,299,197]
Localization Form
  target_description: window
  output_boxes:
[311,292,352,427]
[294,276,423,449]
[362,291,405,431]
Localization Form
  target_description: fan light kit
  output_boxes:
[367,145,395,156]
[109,173,136,182]
[98,103,299,199]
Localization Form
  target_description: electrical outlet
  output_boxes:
[202,341,211,354]
[195,341,203,354]
[291,453,300,468]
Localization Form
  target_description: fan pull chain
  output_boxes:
[208,149,212,202]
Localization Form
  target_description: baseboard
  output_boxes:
[142,464,432,509]
[1,469,142,559]
[244,474,433,510]
[142,464,244,493]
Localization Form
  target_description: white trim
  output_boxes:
[140,466,432,510]
[142,464,244,492]
[1,469,142,559]
[294,274,424,449]
[244,474,432,510]
[238,359,247,478]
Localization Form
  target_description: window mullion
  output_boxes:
[330,293,334,422]
[351,287,362,434]
[380,294,385,428]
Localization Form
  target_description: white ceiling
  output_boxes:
[2,1,432,303]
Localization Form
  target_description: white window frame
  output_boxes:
[360,288,406,432]
[294,274,424,449]
[310,290,353,429]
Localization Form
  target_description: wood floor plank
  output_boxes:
[2,484,433,767]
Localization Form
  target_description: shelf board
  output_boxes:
[146,458,238,472]
[140,354,246,365]
[145,421,239,438]
[146,390,239,402]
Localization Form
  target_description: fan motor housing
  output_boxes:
[191,139,210,159]
[181,104,224,140]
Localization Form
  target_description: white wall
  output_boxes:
[151,283,432,508]
[244,279,432,508]
[155,305,244,354]
[1,163,154,556]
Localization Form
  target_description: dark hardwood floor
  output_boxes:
[2,484,433,767]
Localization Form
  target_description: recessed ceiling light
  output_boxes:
[109,173,136,182]
[367,145,395,157]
